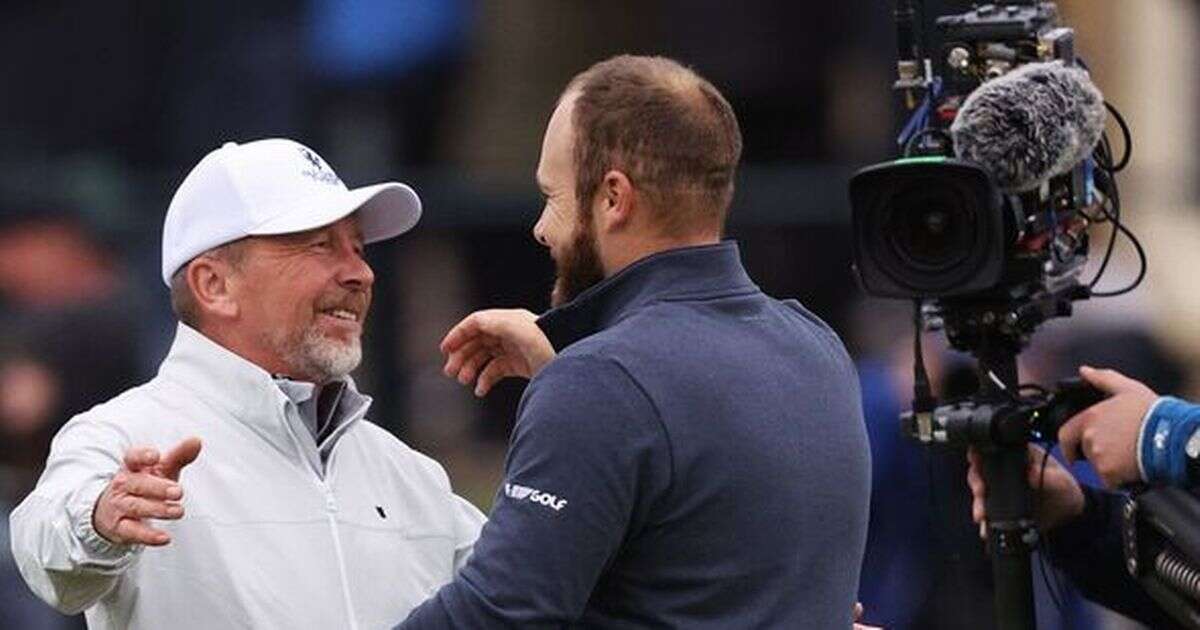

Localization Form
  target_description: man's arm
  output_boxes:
[9,416,199,614]
[399,354,670,628]
[10,417,138,613]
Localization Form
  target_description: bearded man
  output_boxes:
[10,139,484,629]
[398,55,871,629]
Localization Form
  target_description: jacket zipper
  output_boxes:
[280,402,362,630]
[323,480,360,630]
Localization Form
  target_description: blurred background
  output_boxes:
[0,1,1195,628]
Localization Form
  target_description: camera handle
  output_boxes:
[976,347,1038,630]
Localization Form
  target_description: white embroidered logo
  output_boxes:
[504,482,568,512]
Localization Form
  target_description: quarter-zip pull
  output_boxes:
[325,490,338,513]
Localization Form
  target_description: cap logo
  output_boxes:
[298,147,342,186]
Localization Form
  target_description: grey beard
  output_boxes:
[269,326,362,384]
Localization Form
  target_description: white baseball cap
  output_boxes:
[161,138,422,285]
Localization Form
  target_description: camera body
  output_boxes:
[851,3,1090,310]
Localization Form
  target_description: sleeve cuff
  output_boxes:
[1138,397,1200,486]
[1136,397,1169,482]
[66,479,141,568]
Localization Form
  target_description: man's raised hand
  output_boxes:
[440,309,555,397]
[92,437,202,546]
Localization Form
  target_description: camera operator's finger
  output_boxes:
[1057,411,1090,464]
[1079,365,1147,396]
[966,448,986,523]
[1025,443,1058,488]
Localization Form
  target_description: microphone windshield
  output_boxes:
[951,61,1106,193]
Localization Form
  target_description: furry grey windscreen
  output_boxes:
[951,61,1107,193]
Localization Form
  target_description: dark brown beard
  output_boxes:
[551,213,605,307]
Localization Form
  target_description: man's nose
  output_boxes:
[339,248,375,289]
[532,214,549,247]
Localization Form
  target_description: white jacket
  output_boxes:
[9,324,485,629]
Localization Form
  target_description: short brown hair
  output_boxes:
[566,55,743,233]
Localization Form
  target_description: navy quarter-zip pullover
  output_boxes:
[401,241,871,629]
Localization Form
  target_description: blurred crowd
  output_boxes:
[1,1,1197,628]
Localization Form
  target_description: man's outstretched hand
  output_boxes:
[92,437,202,546]
[440,309,555,397]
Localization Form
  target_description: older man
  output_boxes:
[10,139,484,629]
[401,55,871,629]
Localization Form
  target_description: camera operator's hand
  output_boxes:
[1058,365,1157,488]
[440,309,556,397]
[967,445,1084,534]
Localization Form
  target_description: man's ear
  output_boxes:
[595,169,635,233]
[187,256,240,320]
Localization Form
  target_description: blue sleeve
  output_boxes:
[1140,397,1200,486]
[397,354,671,629]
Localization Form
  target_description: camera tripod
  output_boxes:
[904,289,1095,630]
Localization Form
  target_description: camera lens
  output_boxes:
[884,182,976,272]
[850,159,1004,298]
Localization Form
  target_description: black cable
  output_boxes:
[1105,101,1133,172]
[1089,173,1147,297]
[1086,167,1121,288]
[1090,222,1147,297]
[1034,445,1069,615]
[1085,102,1147,297]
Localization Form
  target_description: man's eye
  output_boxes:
[311,239,332,250]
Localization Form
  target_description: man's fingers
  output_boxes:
[457,347,496,385]
[441,314,484,355]
[123,447,161,471]
[159,437,202,481]
[123,472,183,501]
[1079,365,1136,395]
[444,339,485,377]
[114,519,172,546]
[966,449,986,524]
[475,358,514,397]
[121,495,185,520]
[1057,413,1087,464]
[966,460,983,495]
